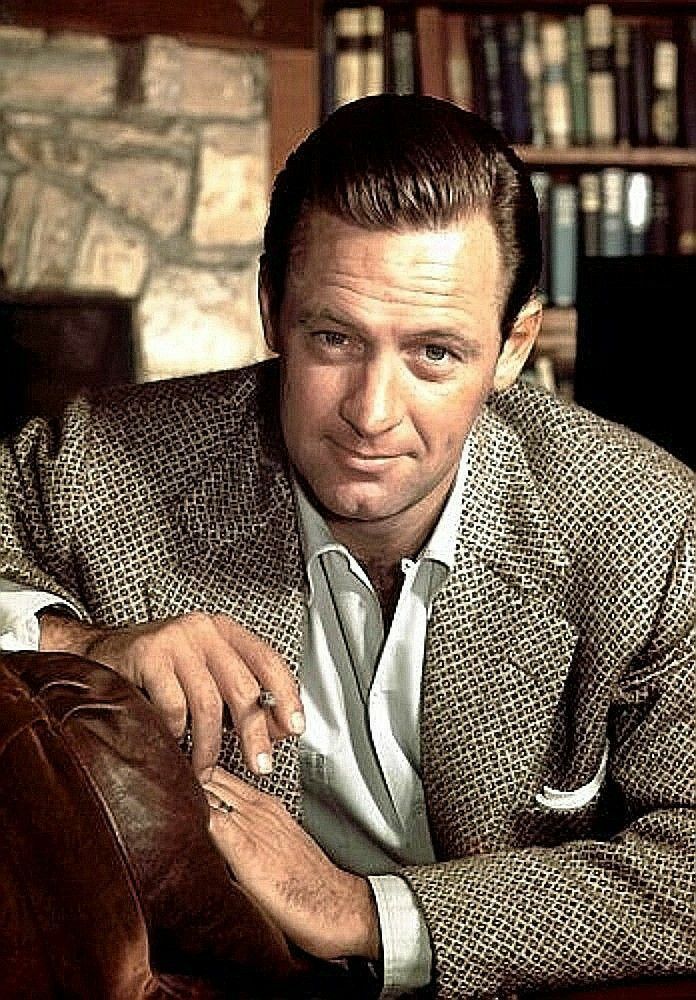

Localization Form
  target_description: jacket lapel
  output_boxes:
[421,402,579,858]
[147,380,307,815]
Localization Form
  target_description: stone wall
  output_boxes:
[0,27,271,381]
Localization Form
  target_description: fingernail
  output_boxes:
[198,767,214,785]
[289,711,305,735]
[256,752,273,775]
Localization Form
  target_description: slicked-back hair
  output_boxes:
[262,94,542,342]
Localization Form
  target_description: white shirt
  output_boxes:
[0,448,468,996]
[294,447,467,994]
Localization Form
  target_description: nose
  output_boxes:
[339,354,405,438]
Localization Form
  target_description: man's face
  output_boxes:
[261,211,536,537]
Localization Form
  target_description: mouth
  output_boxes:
[329,440,404,467]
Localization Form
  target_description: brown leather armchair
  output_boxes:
[1,651,693,1000]
[0,651,365,1000]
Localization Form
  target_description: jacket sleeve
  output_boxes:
[402,509,696,999]
[0,402,92,616]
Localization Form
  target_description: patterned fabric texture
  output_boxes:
[1,359,694,999]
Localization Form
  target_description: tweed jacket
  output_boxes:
[1,360,694,999]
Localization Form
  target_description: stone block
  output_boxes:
[89,157,189,238]
[192,122,268,246]
[69,119,195,158]
[141,37,265,119]
[0,27,45,48]
[47,32,111,52]
[136,262,267,381]
[25,184,85,287]
[0,49,117,111]
[71,211,149,297]
[6,131,93,177]
[1,173,41,285]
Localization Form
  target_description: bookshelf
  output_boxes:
[320,1,696,389]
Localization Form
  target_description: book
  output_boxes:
[415,5,447,100]
[652,38,679,146]
[320,11,336,119]
[565,15,589,146]
[550,180,578,307]
[386,7,416,96]
[613,20,632,146]
[540,19,572,148]
[521,12,545,147]
[499,15,531,143]
[625,172,652,255]
[600,168,628,256]
[585,4,616,145]
[363,6,385,97]
[579,172,601,257]
[678,16,696,147]
[673,169,696,255]
[468,14,490,121]
[630,20,653,147]
[479,14,505,134]
[333,7,365,108]
[445,11,473,109]
[647,173,671,254]
[531,171,551,303]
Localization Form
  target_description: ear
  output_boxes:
[258,257,280,355]
[493,297,543,392]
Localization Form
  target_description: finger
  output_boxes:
[139,658,188,738]
[175,660,224,779]
[213,615,305,737]
[204,767,260,802]
[202,632,275,775]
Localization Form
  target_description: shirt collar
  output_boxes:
[292,438,469,574]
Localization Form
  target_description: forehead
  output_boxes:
[284,210,503,315]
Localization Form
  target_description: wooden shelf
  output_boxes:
[516,147,696,169]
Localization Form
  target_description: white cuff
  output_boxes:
[0,580,76,651]
[368,874,432,997]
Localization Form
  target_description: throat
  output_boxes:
[363,557,403,629]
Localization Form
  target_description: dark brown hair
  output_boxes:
[262,94,542,341]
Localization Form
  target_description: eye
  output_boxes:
[422,344,452,363]
[315,331,350,349]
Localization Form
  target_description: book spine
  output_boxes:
[541,19,572,148]
[585,3,616,145]
[445,11,473,109]
[600,168,628,256]
[416,5,448,101]
[679,17,696,147]
[673,169,696,255]
[334,7,365,108]
[363,6,385,98]
[499,15,531,144]
[647,173,671,254]
[550,180,579,307]
[387,8,416,96]
[625,172,652,256]
[565,15,589,146]
[579,172,601,256]
[652,39,679,146]
[531,171,551,303]
[613,20,632,146]
[522,12,546,147]
[630,21,653,146]
[479,14,505,133]
[468,15,490,121]
[321,11,336,119]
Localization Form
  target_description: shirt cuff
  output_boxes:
[0,581,76,651]
[368,874,432,997]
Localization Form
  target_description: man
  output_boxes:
[0,96,694,998]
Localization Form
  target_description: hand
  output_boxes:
[38,610,304,778]
[203,767,380,963]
